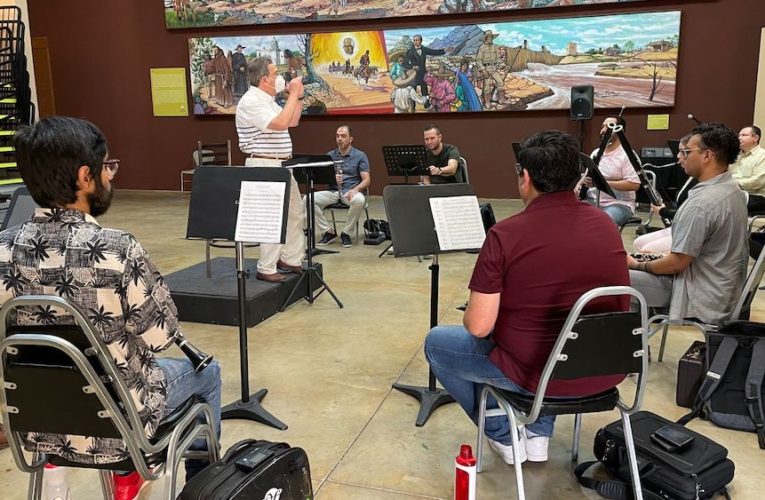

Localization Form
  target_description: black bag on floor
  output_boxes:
[575,411,734,500]
[678,320,765,449]
[179,439,313,500]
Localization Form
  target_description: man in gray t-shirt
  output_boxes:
[628,123,748,324]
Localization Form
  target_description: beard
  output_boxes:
[88,175,114,217]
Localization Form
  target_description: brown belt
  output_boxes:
[249,153,292,160]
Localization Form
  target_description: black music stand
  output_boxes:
[282,156,343,311]
[579,152,616,205]
[384,184,484,426]
[291,154,341,257]
[187,166,289,430]
[383,144,430,185]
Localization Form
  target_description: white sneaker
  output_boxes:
[487,435,527,465]
[524,430,550,463]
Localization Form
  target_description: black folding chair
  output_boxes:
[0,295,219,499]
[476,286,649,500]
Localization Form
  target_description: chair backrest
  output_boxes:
[530,286,649,420]
[0,296,156,469]
[194,140,232,167]
[731,236,765,320]
[458,156,469,184]
[0,186,37,231]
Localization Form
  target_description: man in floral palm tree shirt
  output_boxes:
[0,117,221,499]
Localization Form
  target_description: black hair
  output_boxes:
[424,124,441,135]
[691,122,740,166]
[337,125,353,137]
[748,125,761,142]
[518,131,581,193]
[14,116,107,208]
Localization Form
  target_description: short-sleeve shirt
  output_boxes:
[730,146,765,196]
[427,143,463,184]
[327,146,370,193]
[588,147,640,211]
[469,191,630,396]
[669,172,748,323]
[235,85,292,157]
[0,208,180,464]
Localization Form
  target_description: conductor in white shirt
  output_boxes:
[235,56,306,283]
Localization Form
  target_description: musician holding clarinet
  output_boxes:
[0,117,221,495]
[576,116,641,226]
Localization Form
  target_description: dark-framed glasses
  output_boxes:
[103,158,120,178]
[514,162,524,176]
[678,148,707,159]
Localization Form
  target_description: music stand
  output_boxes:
[282,155,343,311]
[291,153,340,257]
[384,183,484,426]
[187,166,289,430]
[383,145,429,185]
[579,152,616,205]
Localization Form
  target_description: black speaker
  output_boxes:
[570,85,594,121]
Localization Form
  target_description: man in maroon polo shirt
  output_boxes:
[425,130,630,465]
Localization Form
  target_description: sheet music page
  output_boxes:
[429,195,485,251]
[234,181,285,244]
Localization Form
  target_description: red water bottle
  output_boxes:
[454,444,477,500]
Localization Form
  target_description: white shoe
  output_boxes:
[487,435,527,465]
[524,430,550,463]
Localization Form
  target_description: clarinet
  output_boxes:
[608,122,672,228]
[174,335,213,373]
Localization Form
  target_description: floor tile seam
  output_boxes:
[319,479,446,499]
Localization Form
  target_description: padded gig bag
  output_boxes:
[179,439,313,500]
[575,411,734,500]
[679,320,765,449]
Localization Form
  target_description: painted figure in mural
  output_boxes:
[344,59,351,75]
[389,55,405,82]
[343,37,355,56]
[329,0,348,18]
[390,69,427,114]
[355,50,372,84]
[474,30,505,108]
[455,59,482,112]
[232,44,248,98]
[424,64,457,113]
[213,46,234,108]
[203,52,216,99]
[439,0,488,13]
[284,49,304,82]
[404,34,447,112]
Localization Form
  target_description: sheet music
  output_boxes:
[234,181,285,244]
[429,195,485,251]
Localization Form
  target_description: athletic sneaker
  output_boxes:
[524,430,550,463]
[340,232,352,248]
[317,231,337,246]
[113,471,148,500]
[487,435,527,465]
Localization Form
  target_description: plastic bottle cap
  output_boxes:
[459,444,474,459]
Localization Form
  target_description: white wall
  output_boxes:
[0,0,37,121]
[756,27,765,129]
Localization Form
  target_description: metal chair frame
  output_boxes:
[476,286,649,500]
[0,295,220,500]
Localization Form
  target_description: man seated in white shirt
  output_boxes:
[730,125,765,213]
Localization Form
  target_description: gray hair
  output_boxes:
[248,56,272,87]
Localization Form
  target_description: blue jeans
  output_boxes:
[424,325,555,443]
[602,203,634,226]
[157,357,222,481]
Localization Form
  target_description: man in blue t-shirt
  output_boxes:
[313,125,371,248]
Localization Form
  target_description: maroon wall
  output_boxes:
[26,0,765,198]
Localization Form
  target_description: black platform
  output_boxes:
[166,257,322,327]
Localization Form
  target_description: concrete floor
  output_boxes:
[1,190,763,499]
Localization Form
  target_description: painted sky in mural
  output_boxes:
[166,0,654,29]
[188,11,681,116]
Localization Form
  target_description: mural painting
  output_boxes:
[167,0,654,29]
[188,11,681,115]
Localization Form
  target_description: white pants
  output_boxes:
[245,158,306,274]
[633,227,672,254]
[311,190,366,236]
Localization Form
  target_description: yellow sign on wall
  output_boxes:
[647,114,670,131]
[150,68,188,116]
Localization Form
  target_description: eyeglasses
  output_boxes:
[678,148,707,159]
[102,158,120,178]
[515,162,524,176]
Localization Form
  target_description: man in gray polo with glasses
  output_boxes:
[628,123,748,323]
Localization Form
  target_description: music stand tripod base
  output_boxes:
[221,388,288,430]
[392,382,454,427]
